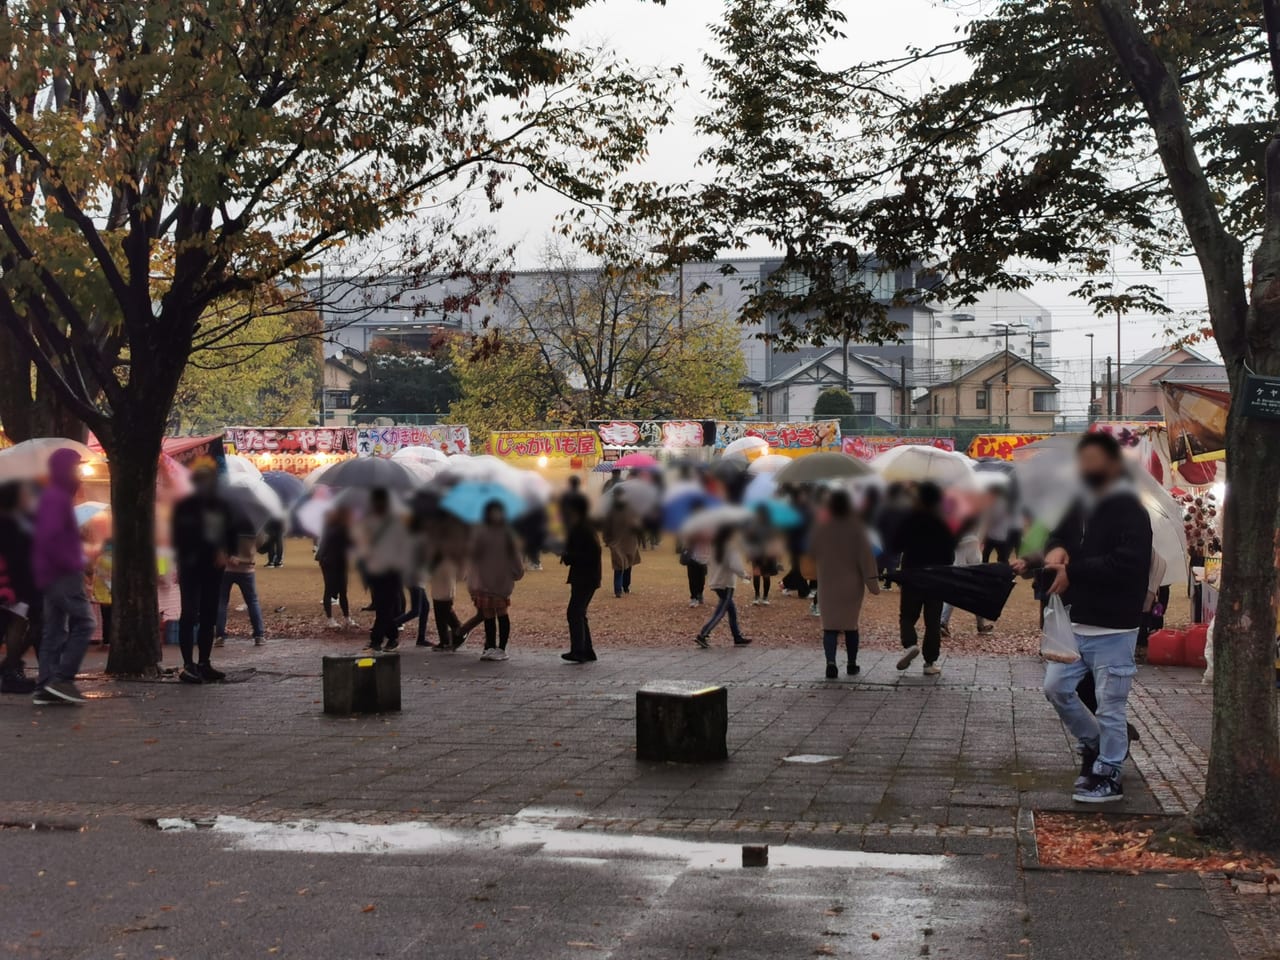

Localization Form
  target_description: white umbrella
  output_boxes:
[224,454,263,480]
[302,461,337,489]
[679,504,754,538]
[391,445,449,465]
[722,436,769,459]
[747,453,792,475]
[1136,470,1189,586]
[222,476,286,532]
[437,454,524,490]
[871,445,976,489]
[774,452,874,485]
[0,437,97,481]
[597,478,661,518]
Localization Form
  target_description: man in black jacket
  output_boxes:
[172,463,237,684]
[1020,432,1152,804]
[560,498,601,663]
[0,482,38,694]
[895,483,956,675]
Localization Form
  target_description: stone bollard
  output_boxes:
[635,682,727,763]
[322,653,401,715]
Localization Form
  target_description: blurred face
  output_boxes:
[1077,445,1122,492]
[485,502,506,525]
[193,470,217,496]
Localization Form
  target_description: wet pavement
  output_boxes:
[0,642,1257,958]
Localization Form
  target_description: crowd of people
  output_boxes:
[0,433,1160,804]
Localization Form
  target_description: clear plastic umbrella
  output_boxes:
[0,438,97,481]
[871,445,976,489]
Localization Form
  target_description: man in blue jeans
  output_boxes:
[214,550,266,646]
[1017,432,1152,804]
[31,449,95,704]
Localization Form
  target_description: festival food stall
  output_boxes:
[487,429,600,488]
[714,419,841,458]
[591,419,718,465]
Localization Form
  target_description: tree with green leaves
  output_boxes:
[170,297,321,434]
[813,388,855,419]
[0,0,676,674]
[680,0,1280,850]
[354,341,460,419]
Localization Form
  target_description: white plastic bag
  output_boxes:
[1040,594,1080,664]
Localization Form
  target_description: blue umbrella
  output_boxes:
[261,470,305,507]
[662,489,723,532]
[440,481,528,525]
[743,473,776,505]
[755,498,804,530]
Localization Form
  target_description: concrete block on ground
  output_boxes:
[636,682,727,763]
[322,653,401,715]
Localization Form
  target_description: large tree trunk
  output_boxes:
[100,413,165,676]
[0,348,87,443]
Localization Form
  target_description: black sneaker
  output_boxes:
[1076,746,1100,790]
[694,635,710,649]
[383,639,399,652]
[847,663,860,677]
[1,672,37,695]
[198,663,226,682]
[733,637,753,646]
[825,662,838,680]
[561,651,586,663]
[1073,774,1124,804]
[178,667,204,685]
[45,681,86,704]
[31,687,60,705]
[415,639,431,648]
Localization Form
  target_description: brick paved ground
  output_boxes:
[0,640,1267,959]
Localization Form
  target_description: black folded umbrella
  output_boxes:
[886,562,1017,622]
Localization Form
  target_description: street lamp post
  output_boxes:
[993,321,1027,429]
[1086,333,1095,421]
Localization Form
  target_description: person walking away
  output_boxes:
[981,485,1013,563]
[0,482,39,694]
[360,488,409,652]
[895,482,955,676]
[262,517,285,568]
[429,516,468,650]
[601,497,642,598]
[876,483,911,589]
[695,526,752,648]
[1016,432,1152,804]
[810,490,880,679]
[316,506,357,629]
[458,501,525,661]
[31,449,95,704]
[745,505,781,606]
[940,516,993,637]
[558,475,589,523]
[90,538,113,647]
[214,521,266,647]
[395,512,432,646]
[514,503,548,571]
[560,498,601,662]
[173,462,237,684]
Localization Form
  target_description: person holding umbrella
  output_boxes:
[695,522,753,649]
[559,496,601,663]
[895,482,955,676]
[457,500,525,661]
[213,514,267,648]
[172,461,237,684]
[316,505,357,629]
[810,489,880,679]
[360,488,410,652]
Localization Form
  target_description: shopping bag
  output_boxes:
[1040,594,1080,664]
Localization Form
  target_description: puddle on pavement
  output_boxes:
[155,810,947,874]
[782,754,842,764]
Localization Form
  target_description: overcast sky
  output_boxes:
[490,0,1219,417]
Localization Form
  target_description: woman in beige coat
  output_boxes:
[809,489,881,678]
[601,499,642,598]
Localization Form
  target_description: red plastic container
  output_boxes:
[1146,628,1187,667]
[1182,624,1210,669]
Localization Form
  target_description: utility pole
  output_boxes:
[1105,357,1113,418]
[1002,326,1012,429]
[1115,304,1123,417]
[899,356,908,430]
[1086,333,1095,421]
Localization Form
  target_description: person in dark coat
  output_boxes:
[0,482,39,694]
[895,482,955,676]
[172,462,237,684]
[560,498,602,663]
[316,506,356,628]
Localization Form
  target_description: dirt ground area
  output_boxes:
[217,538,1193,656]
